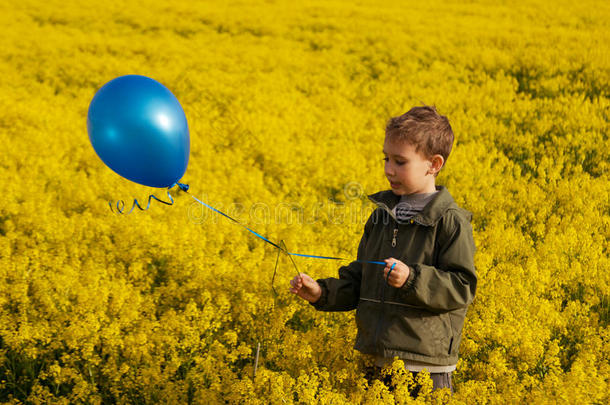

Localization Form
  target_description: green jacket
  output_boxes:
[312,186,476,366]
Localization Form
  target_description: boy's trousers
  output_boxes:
[365,366,453,398]
[412,371,453,396]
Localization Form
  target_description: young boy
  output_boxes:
[289,106,476,396]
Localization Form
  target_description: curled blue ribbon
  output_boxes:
[109,183,189,214]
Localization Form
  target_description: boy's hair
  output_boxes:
[385,105,454,173]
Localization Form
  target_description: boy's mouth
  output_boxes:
[389,181,400,189]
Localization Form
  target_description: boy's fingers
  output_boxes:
[383,261,396,274]
[290,278,303,291]
[300,273,313,285]
[383,262,397,282]
[383,259,396,269]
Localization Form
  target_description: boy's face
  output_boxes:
[383,136,439,195]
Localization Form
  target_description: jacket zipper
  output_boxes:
[374,200,425,227]
[374,224,399,352]
[373,201,398,222]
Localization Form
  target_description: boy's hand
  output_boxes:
[383,258,410,288]
[289,273,322,303]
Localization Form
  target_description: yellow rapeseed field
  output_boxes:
[1,0,609,403]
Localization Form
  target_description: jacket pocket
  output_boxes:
[421,311,452,355]
[383,305,452,358]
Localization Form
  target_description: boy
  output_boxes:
[289,106,476,396]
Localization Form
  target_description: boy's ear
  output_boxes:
[428,154,444,175]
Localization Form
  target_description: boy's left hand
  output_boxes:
[383,258,410,288]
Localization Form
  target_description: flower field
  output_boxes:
[1,0,609,403]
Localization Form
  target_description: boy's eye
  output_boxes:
[382,157,406,165]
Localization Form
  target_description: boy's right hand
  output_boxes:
[289,273,322,303]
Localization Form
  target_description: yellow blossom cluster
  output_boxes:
[0,0,609,403]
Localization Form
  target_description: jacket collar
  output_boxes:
[367,185,456,226]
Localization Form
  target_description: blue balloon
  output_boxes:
[87,75,190,188]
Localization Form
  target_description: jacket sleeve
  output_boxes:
[400,210,477,312]
[310,210,377,312]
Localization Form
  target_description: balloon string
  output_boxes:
[109,182,190,214]
[187,192,386,267]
